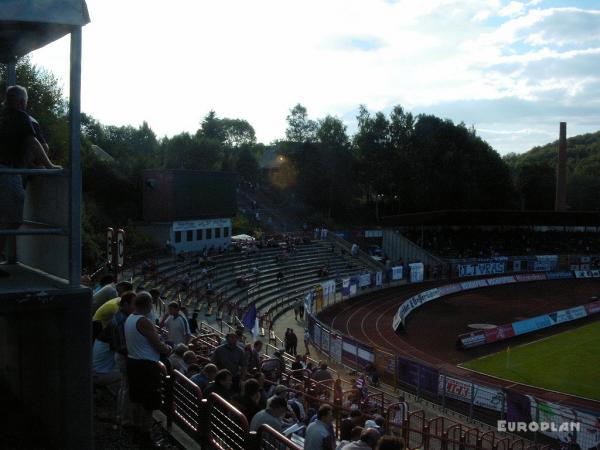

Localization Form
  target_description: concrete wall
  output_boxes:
[16,176,69,279]
[0,287,92,449]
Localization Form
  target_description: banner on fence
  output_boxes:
[513,260,522,272]
[320,328,330,354]
[321,279,336,307]
[458,262,505,278]
[330,333,342,363]
[314,324,322,351]
[439,376,504,411]
[437,283,462,296]
[391,266,403,280]
[356,342,375,366]
[532,255,558,272]
[409,263,424,283]
[374,348,396,377]
[342,338,358,366]
[375,271,383,287]
[342,278,351,297]
[304,291,315,315]
[359,273,371,288]
[529,396,600,448]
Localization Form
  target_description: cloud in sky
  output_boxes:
[29,0,600,154]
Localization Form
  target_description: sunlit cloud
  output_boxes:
[29,0,600,154]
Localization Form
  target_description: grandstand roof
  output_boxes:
[381,210,600,227]
[0,0,90,63]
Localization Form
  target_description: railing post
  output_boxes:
[423,423,430,450]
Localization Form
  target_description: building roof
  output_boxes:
[380,210,600,227]
[0,0,90,63]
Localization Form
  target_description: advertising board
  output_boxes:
[458,262,505,278]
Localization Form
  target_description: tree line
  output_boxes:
[2,59,599,269]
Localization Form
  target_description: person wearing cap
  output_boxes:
[341,427,381,450]
[212,332,247,391]
[92,282,134,329]
[268,385,298,425]
[305,404,335,450]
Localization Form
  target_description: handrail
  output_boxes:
[257,424,302,450]
[208,393,250,450]
[0,167,66,175]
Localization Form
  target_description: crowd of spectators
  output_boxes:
[89,268,408,449]
[402,228,600,259]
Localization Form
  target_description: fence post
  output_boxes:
[414,364,421,400]
[534,403,539,444]
[441,374,447,411]
[469,382,475,420]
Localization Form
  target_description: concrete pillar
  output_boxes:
[555,122,567,211]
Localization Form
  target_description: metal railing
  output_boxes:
[208,393,250,450]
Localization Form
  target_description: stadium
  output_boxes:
[2,2,600,450]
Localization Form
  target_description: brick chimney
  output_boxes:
[555,122,567,211]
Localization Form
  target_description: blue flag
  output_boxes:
[242,304,257,330]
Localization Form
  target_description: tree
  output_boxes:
[285,104,317,143]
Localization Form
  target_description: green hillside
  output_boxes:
[504,131,600,210]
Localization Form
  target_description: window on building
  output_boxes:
[206,228,212,239]
[187,230,193,241]
[223,227,229,238]
[215,227,221,239]
[175,231,181,243]
[196,229,203,240]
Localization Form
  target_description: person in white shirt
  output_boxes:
[125,292,171,446]
[160,302,191,345]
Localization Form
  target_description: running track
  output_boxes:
[318,278,600,411]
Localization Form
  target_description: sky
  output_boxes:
[30,0,600,154]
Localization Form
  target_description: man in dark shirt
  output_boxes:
[0,85,58,169]
[0,86,61,267]
[211,333,247,391]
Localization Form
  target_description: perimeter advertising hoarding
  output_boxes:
[320,328,330,355]
[585,300,600,315]
[396,356,439,395]
[395,288,441,329]
[460,302,596,348]
[391,266,403,280]
[515,273,547,282]
[484,323,515,343]
[439,376,504,412]
[574,270,600,278]
[330,333,343,364]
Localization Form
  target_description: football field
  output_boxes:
[460,321,600,401]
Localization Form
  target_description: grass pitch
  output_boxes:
[460,321,600,401]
